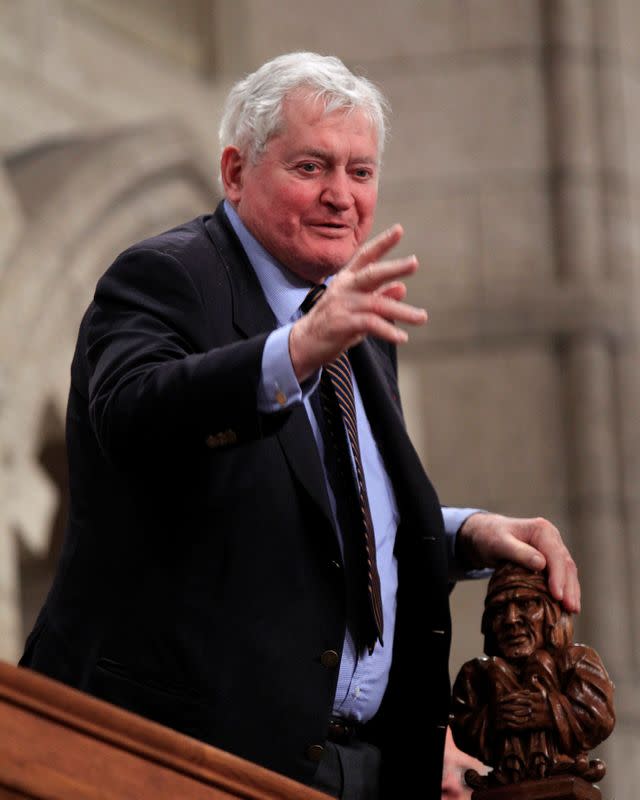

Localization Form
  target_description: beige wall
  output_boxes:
[1,1,638,795]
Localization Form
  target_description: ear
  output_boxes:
[220,146,244,204]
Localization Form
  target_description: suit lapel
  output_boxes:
[203,205,336,528]
[204,207,277,338]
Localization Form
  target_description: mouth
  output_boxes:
[502,634,531,649]
[309,222,354,235]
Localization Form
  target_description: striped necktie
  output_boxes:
[301,285,384,653]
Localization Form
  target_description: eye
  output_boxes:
[353,167,373,180]
[300,163,318,173]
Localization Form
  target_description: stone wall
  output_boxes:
[1,1,638,795]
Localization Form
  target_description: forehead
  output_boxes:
[270,91,379,158]
[490,588,543,606]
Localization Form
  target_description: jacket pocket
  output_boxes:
[91,658,204,738]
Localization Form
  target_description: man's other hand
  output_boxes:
[442,727,487,798]
[457,513,581,613]
[288,224,428,382]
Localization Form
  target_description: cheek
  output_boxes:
[530,609,545,627]
[355,191,378,240]
[356,219,375,245]
[277,184,317,221]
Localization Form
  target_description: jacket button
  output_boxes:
[328,559,341,571]
[306,744,325,762]
[320,650,339,669]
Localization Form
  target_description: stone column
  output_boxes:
[543,2,639,793]
[543,0,631,674]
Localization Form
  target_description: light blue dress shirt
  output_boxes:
[223,201,483,722]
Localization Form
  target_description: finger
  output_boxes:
[352,256,418,292]
[348,224,404,271]
[377,281,407,301]
[501,714,526,725]
[526,518,581,613]
[489,535,547,573]
[547,552,581,613]
[566,561,581,613]
[346,312,410,346]
[500,699,529,711]
[359,295,427,326]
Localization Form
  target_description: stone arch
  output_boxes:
[18,398,67,640]
[0,119,217,659]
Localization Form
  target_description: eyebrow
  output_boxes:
[292,148,379,165]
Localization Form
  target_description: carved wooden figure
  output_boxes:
[450,563,615,797]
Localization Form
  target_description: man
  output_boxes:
[20,53,580,799]
[450,564,614,787]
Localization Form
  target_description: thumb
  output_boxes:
[498,537,546,572]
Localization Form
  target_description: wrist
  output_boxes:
[456,511,490,570]
[288,320,313,383]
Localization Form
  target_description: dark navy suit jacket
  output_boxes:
[21,203,452,797]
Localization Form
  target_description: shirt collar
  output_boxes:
[224,199,313,325]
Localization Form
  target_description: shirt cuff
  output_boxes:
[257,323,320,413]
[442,507,494,581]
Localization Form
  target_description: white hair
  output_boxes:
[218,52,389,165]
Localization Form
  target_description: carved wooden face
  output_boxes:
[488,588,546,660]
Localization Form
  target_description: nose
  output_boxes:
[320,171,353,211]
[505,602,520,624]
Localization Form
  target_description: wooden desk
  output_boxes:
[0,661,329,799]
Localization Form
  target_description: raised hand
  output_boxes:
[289,224,427,382]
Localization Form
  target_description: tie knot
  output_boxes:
[300,284,327,315]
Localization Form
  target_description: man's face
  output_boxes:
[489,588,546,660]
[223,93,379,283]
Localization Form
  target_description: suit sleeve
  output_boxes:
[87,247,270,463]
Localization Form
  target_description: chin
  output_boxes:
[317,248,356,274]
[505,646,535,660]
[292,253,351,282]
[306,238,358,271]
